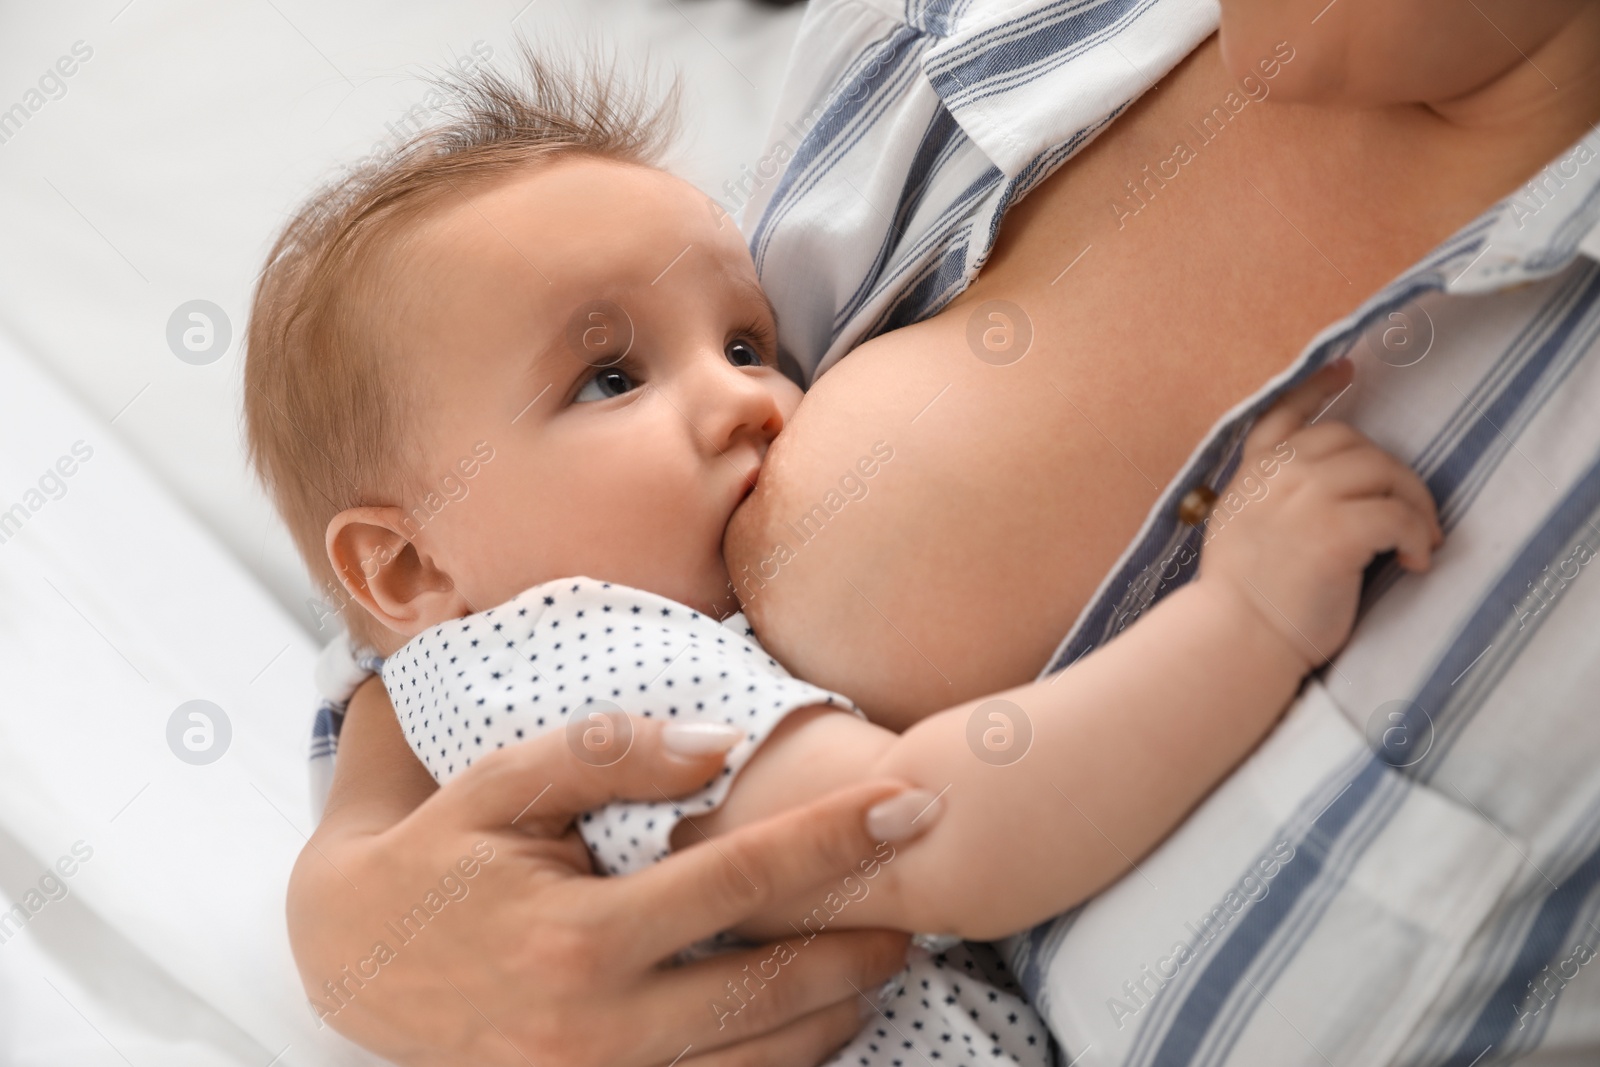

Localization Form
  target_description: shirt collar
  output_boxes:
[920,0,1219,179]
[1578,196,1600,263]
[1446,126,1600,294]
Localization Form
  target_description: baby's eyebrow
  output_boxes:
[529,328,572,376]
[530,300,632,374]
[530,278,780,373]
[732,275,780,333]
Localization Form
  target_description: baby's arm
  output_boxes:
[679,360,1443,942]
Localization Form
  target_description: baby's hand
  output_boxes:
[1197,359,1442,672]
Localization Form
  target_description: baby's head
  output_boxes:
[245,46,801,653]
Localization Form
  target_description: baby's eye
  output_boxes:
[725,340,762,368]
[575,368,637,403]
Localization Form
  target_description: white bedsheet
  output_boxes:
[0,2,802,1062]
[0,334,375,1064]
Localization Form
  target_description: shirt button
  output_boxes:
[1178,486,1218,526]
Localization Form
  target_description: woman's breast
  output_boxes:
[723,39,1432,727]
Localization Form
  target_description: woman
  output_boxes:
[288,1,1600,1063]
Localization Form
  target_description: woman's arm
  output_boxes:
[304,667,440,835]
[689,362,1442,942]
[287,677,934,1067]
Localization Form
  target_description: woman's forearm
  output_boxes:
[287,675,436,964]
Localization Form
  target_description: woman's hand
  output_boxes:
[287,677,928,1067]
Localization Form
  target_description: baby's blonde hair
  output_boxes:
[244,39,682,645]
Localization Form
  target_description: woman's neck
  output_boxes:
[1237,11,1600,276]
[1424,4,1600,164]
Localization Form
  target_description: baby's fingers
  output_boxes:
[1247,359,1354,457]
[1314,447,1443,547]
[1339,497,1438,573]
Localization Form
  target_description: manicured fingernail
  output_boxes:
[866,789,942,842]
[661,722,742,758]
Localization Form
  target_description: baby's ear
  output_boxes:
[326,506,468,640]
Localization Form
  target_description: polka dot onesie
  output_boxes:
[382,576,1052,1066]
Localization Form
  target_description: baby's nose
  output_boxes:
[702,370,784,452]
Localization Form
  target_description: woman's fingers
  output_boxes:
[1245,358,1353,454]
[644,929,910,1057]
[673,997,877,1067]
[433,717,740,836]
[619,779,935,965]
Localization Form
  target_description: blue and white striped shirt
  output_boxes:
[733,0,1600,1064]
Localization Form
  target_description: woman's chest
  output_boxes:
[918,40,1457,473]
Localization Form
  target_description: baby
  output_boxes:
[245,48,1442,1066]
